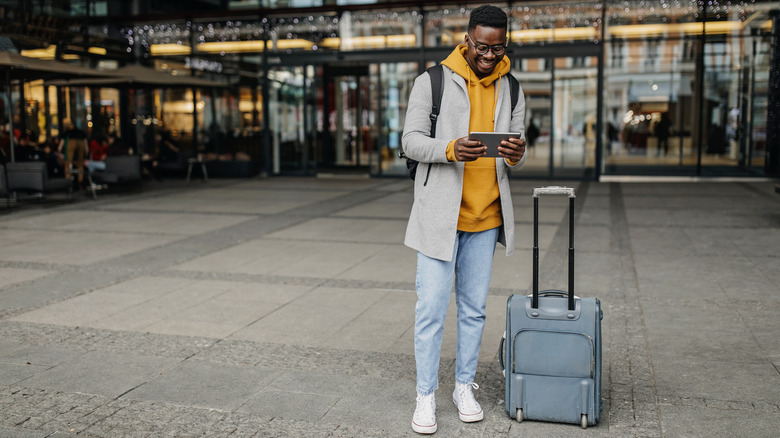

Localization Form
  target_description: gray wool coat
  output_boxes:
[402,65,526,262]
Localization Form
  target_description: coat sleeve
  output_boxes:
[401,72,452,164]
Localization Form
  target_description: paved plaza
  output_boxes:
[0,176,778,437]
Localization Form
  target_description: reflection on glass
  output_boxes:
[553,57,598,178]
[269,66,309,174]
[340,10,421,50]
[378,62,418,176]
[511,1,602,44]
[424,7,470,47]
[512,55,597,178]
[601,0,775,175]
[512,58,551,178]
[321,72,373,170]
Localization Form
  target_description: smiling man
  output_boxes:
[401,5,527,435]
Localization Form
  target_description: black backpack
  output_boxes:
[400,64,520,180]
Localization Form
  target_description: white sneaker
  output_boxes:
[412,392,437,434]
[452,382,484,422]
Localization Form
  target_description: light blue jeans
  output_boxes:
[86,160,106,173]
[414,227,499,396]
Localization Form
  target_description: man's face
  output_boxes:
[464,25,507,79]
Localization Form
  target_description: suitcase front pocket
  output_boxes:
[513,330,593,378]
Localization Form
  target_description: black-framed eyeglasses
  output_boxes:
[466,34,507,56]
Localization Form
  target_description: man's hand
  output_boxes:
[453,136,487,162]
[498,137,526,162]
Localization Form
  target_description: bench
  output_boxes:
[6,161,73,200]
[0,164,10,209]
[89,155,143,199]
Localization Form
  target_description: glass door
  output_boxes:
[268,65,311,175]
[513,57,553,178]
[552,56,598,178]
[736,37,769,175]
[512,54,598,179]
[375,62,419,177]
[319,65,374,174]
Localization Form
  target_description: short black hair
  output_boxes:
[468,5,508,32]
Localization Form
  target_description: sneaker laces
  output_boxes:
[456,382,480,412]
[414,393,436,422]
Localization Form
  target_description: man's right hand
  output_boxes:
[453,136,487,162]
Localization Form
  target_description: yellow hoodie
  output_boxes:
[442,45,511,233]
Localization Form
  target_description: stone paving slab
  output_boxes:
[0,343,83,369]
[0,210,253,236]
[0,177,778,438]
[0,363,45,388]
[126,360,283,411]
[0,268,53,290]
[230,286,388,348]
[0,228,183,266]
[659,405,780,438]
[170,238,390,278]
[19,350,181,398]
[333,245,417,283]
[104,190,345,216]
[267,217,407,244]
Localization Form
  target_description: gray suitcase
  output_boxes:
[500,186,602,428]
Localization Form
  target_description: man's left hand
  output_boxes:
[498,137,526,162]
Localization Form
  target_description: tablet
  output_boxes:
[469,132,522,157]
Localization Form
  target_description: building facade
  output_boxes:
[2,0,778,179]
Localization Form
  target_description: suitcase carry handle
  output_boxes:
[499,332,506,375]
[535,291,569,298]
[533,186,575,198]
[533,186,576,311]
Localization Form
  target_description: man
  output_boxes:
[401,5,526,435]
[58,118,88,187]
[654,112,671,156]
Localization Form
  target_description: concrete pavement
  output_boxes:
[0,176,778,437]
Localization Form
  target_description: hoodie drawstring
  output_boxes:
[493,73,502,127]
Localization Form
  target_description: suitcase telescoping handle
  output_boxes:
[532,186,576,311]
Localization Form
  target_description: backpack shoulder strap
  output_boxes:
[398,65,444,159]
[507,73,519,112]
[427,64,444,138]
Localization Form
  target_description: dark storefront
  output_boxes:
[2,0,778,180]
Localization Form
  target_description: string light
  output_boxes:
[115,1,763,55]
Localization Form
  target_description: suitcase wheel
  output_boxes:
[581,414,588,429]
[516,408,523,423]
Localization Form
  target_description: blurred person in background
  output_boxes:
[58,118,88,188]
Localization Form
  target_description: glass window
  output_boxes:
[188,15,339,54]
[424,6,477,48]
[512,58,551,178]
[603,0,775,176]
[22,80,46,145]
[269,66,310,173]
[553,57,599,178]
[377,62,418,176]
[270,15,339,52]
[510,1,602,45]
[194,19,265,55]
[86,87,120,140]
[340,10,421,51]
[159,88,197,151]
[749,32,771,171]
[229,0,261,10]
[131,21,192,57]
